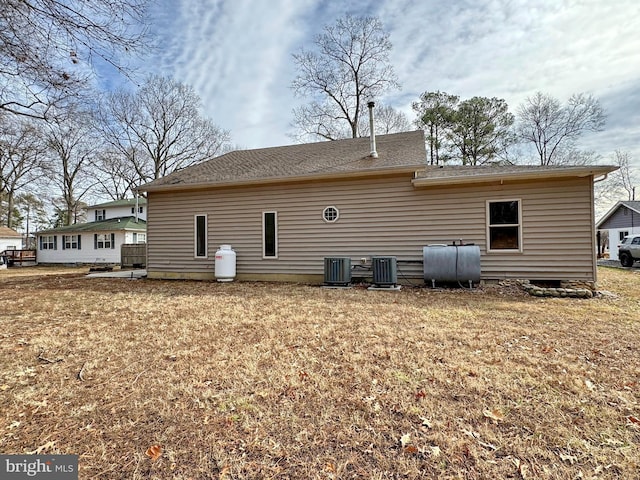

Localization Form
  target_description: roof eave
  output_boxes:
[412,166,617,188]
[137,165,425,193]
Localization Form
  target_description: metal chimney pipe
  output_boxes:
[367,101,378,158]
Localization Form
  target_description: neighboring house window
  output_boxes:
[63,235,81,250]
[95,209,106,221]
[195,215,207,258]
[323,206,339,223]
[132,233,146,244]
[139,206,144,214]
[39,235,57,250]
[94,233,115,249]
[620,231,629,242]
[263,211,278,258]
[487,200,522,251]
[131,207,135,214]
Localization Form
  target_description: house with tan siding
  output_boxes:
[137,130,615,286]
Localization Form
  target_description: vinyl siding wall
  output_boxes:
[146,173,597,282]
[1,237,22,252]
[598,206,640,230]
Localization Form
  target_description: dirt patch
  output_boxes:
[0,267,638,478]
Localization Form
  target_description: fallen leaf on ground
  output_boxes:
[404,445,418,454]
[483,408,505,422]
[145,444,162,461]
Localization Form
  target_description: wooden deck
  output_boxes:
[1,250,36,266]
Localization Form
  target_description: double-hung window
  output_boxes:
[487,200,522,252]
[63,235,80,250]
[40,235,57,250]
[95,233,114,249]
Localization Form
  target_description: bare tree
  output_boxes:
[358,104,411,136]
[0,116,46,228]
[42,108,100,225]
[92,150,140,201]
[517,92,605,165]
[291,15,399,141]
[0,0,148,120]
[611,150,637,201]
[412,91,459,165]
[99,75,231,188]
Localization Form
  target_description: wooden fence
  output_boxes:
[121,244,146,268]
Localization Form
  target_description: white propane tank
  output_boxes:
[214,245,236,282]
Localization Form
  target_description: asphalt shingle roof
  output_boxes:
[37,217,146,235]
[137,129,616,192]
[0,226,21,237]
[412,163,616,187]
[139,130,427,191]
[620,201,640,213]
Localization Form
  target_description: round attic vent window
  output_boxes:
[323,206,339,222]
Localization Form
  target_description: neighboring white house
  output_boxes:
[596,201,640,260]
[0,226,22,252]
[36,198,147,265]
[90,198,147,222]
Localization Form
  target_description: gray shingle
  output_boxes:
[139,130,427,190]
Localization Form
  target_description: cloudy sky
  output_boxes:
[104,0,640,165]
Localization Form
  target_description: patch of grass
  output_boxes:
[0,267,639,479]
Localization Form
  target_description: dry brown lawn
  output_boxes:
[0,266,639,479]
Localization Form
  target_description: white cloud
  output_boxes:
[133,0,640,164]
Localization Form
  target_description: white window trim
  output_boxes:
[262,211,278,259]
[486,199,523,253]
[194,214,208,258]
[95,233,113,249]
[41,235,56,250]
[63,234,79,249]
[322,206,339,223]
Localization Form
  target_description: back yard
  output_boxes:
[0,267,638,479]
